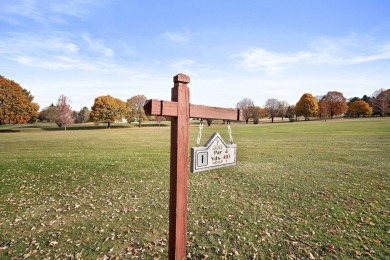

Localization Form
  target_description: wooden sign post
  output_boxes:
[144,73,241,260]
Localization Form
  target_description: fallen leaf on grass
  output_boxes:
[301,248,315,259]
[49,241,58,247]
[325,243,335,252]
[353,249,362,256]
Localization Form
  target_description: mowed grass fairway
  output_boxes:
[1,118,389,259]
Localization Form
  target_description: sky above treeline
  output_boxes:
[1,0,389,110]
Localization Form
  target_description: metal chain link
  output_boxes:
[196,119,203,146]
[227,120,233,144]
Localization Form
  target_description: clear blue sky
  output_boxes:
[1,0,389,110]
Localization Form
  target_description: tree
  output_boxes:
[318,96,331,120]
[52,95,74,130]
[74,106,90,123]
[348,97,361,105]
[278,100,289,120]
[321,91,348,118]
[295,93,318,120]
[236,98,255,124]
[361,94,370,103]
[372,88,390,116]
[264,98,280,123]
[0,75,39,124]
[155,115,165,128]
[39,104,57,122]
[348,100,372,117]
[248,106,266,124]
[90,95,127,128]
[126,95,147,128]
[39,98,75,129]
[286,105,296,119]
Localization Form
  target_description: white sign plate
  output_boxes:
[191,132,237,173]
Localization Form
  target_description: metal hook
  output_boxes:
[196,119,203,146]
[227,120,233,144]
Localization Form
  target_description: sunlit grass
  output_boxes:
[1,118,389,258]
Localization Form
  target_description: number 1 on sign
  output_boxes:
[191,132,237,173]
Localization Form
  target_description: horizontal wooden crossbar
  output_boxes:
[144,99,242,121]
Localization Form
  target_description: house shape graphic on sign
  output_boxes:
[191,132,237,173]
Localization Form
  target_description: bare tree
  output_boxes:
[127,95,147,127]
[155,115,165,128]
[278,100,289,120]
[265,98,280,123]
[236,98,255,124]
[372,88,390,116]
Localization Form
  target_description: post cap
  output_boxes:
[173,73,190,84]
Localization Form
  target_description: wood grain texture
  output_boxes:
[144,100,241,121]
[162,101,178,117]
[143,99,161,116]
[169,80,190,260]
[190,104,241,120]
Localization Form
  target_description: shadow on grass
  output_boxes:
[0,129,21,133]
[0,123,171,133]
[137,123,169,127]
[42,124,132,131]
[0,123,133,132]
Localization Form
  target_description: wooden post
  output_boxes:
[169,74,190,260]
[143,73,241,259]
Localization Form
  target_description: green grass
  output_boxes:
[0,118,389,259]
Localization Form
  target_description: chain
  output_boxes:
[196,119,203,146]
[227,120,233,144]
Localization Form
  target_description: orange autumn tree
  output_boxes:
[90,95,127,128]
[320,91,348,118]
[295,93,318,120]
[348,100,373,117]
[318,96,331,120]
[0,75,39,124]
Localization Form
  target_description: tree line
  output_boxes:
[0,75,152,129]
[1,75,389,128]
[236,89,390,124]
[38,94,150,129]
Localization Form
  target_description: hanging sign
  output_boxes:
[191,132,237,173]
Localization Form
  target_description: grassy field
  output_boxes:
[0,118,389,259]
